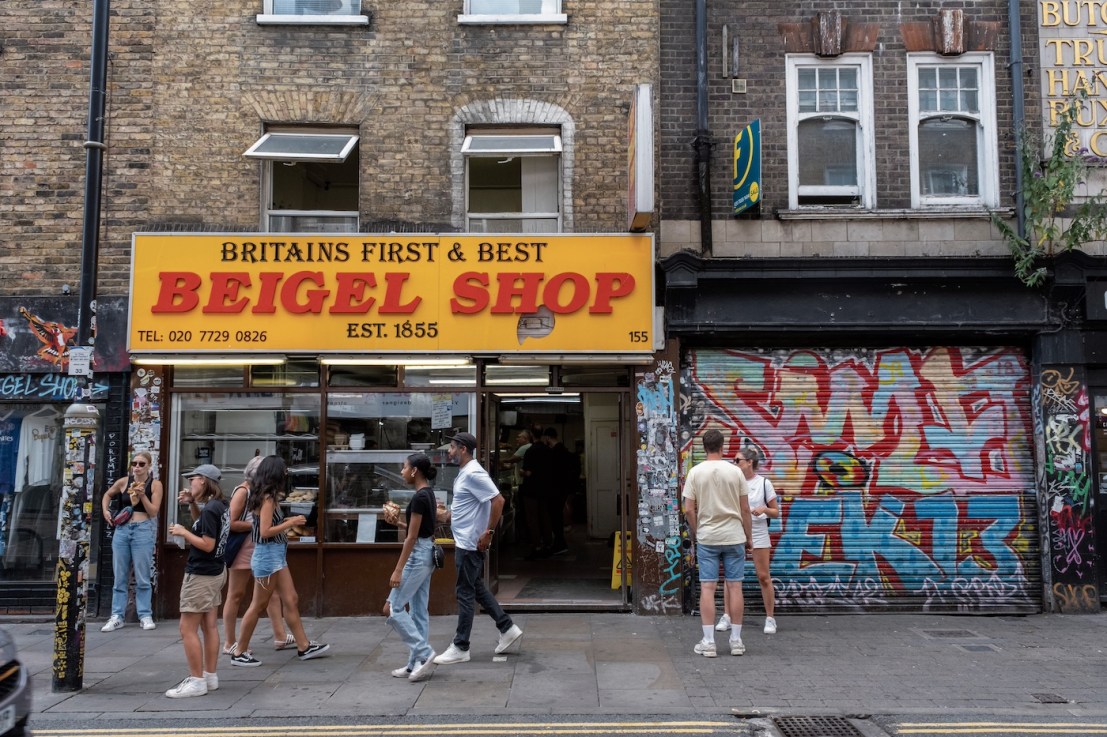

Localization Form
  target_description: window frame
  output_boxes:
[246,126,360,233]
[257,0,369,25]
[907,52,999,209]
[785,54,876,210]
[463,129,563,233]
[458,0,566,25]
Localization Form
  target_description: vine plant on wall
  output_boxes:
[993,95,1107,287]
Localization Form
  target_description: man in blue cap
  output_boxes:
[434,431,523,664]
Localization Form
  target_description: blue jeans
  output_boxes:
[387,537,435,667]
[452,547,512,651]
[110,518,156,619]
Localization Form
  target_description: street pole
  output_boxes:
[54,0,111,693]
[52,404,100,693]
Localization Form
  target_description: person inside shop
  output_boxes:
[520,429,553,558]
[384,452,440,683]
[433,432,523,665]
[100,450,164,632]
[222,455,294,656]
[499,429,534,490]
[164,464,228,698]
[229,455,330,667]
[539,427,572,557]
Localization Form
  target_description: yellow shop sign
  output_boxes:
[129,233,655,354]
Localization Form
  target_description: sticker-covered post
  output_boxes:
[53,403,100,692]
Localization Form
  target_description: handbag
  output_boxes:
[223,485,250,565]
[112,506,133,527]
[432,541,445,569]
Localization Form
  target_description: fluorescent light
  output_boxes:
[132,355,286,366]
[498,353,654,365]
[428,379,477,386]
[485,377,550,385]
[320,356,471,367]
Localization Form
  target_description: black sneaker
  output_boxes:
[229,650,261,667]
[297,642,330,661]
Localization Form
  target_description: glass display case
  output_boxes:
[170,392,321,532]
[325,449,458,543]
[324,391,474,543]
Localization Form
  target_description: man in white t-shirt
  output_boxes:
[682,429,752,657]
[434,432,523,665]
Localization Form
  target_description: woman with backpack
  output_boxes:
[229,455,329,667]
[221,454,292,656]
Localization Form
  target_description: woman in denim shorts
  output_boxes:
[229,456,329,667]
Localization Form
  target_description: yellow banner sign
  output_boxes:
[129,233,655,353]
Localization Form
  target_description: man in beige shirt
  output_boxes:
[681,429,752,657]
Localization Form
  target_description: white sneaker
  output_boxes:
[764,617,777,634]
[391,665,412,678]
[165,676,207,698]
[204,672,218,691]
[433,643,471,665]
[409,653,437,682]
[714,614,731,632]
[730,638,746,656]
[140,616,156,630]
[494,624,523,654]
[693,639,717,658]
[100,615,124,633]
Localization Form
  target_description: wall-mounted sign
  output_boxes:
[733,119,762,215]
[627,84,655,231]
[129,233,655,354]
[1039,2,1107,154]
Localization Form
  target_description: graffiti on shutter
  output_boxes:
[681,346,1040,613]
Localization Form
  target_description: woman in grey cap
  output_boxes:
[99,450,164,632]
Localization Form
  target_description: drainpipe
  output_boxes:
[78,0,110,346]
[1008,0,1026,240]
[694,0,713,256]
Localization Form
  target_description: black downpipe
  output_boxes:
[1008,0,1026,240]
[78,0,110,346]
[694,0,713,256]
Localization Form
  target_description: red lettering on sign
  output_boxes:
[151,272,202,313]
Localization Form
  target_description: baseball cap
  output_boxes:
[446,432,478,451]
[186,464,222,482]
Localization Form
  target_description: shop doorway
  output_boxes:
[483,390,630,610]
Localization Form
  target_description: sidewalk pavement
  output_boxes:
[10,610,1107,727]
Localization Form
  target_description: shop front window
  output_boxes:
[170,393,321,539]
[325,392,474,543]
[0,405,66,581]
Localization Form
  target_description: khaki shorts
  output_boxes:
[179,570,227,613]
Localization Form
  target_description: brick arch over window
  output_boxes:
[450,99,575,230]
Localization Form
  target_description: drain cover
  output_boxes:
[1032,692,1070,704]
[921,629,977,638]
[956,644,1000,653]
[774,716,865,737]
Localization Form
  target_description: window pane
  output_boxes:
[839,89,858,111]
[270,153,359,211]
[918,118,979,196]
[838,68,857,90]
[328,364,398,387]
[247,133,357,161]
[251,359,320,388]
[939,88,958,111]
[918,67,936,88]
[403,365,477,388]
[798,119,857,187]
[172,366,246,387]
[798,68,816,90]
[272,0,359,14]
[919,89,938,112]
[937,67,959,88]
[469,157,523,213]
[470,0,545,12]
[798,90,817,113]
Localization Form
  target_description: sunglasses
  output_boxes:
[131,461,148,467]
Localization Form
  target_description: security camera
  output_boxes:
[62,284,71,295]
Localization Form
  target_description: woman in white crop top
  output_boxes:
[736,446,779,635]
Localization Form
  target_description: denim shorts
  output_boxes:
[251,541,287,580]
[697,542,746,583]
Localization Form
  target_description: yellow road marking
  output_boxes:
[35,721,740,737]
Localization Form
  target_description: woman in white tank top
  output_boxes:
[737,447,779,634]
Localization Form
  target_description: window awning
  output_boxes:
[244,132,359,162]
[462,134,562,155]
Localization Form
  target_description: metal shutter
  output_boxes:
[681,347,1041,613]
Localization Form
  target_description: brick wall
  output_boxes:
[1,0,660,296]
[658,0,1041,258]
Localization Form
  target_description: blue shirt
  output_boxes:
[450,459,500,551]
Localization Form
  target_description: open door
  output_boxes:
[481,393,504,594]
